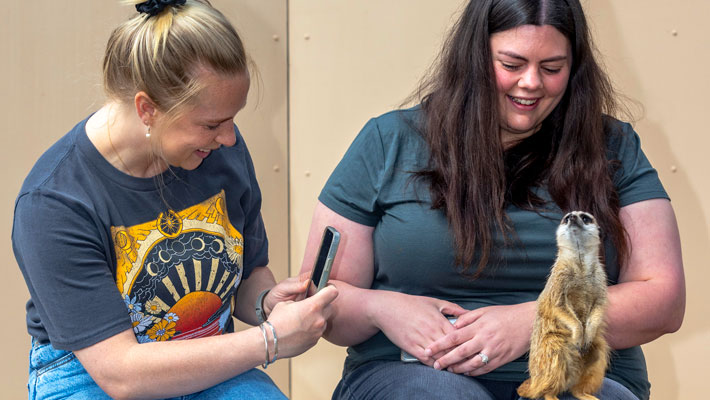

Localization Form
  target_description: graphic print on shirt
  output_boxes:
[112,190,243,343]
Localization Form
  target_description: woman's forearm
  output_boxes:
[76,328,266,400]
[323,280,381,346]
[79,284,337,399]
[234,266,277,325]
[605,278,684,349]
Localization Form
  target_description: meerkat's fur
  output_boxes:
[517,211,610,400]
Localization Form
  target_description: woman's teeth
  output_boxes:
[511,97,537,105]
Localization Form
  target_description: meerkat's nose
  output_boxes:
[566,213,581,226]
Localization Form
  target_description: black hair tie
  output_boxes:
[136,0,187,17]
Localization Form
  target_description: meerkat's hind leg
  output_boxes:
[570,335,609,400]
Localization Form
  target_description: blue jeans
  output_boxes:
[28,339,287,400]
[332,360,639,400]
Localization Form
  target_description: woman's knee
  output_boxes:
[196,368,287,400]
[333,361,496,400]
[553,378,638,400]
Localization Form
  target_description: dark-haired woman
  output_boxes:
[13,1,337,399]
[299,1,684,399]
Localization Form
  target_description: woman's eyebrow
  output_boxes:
[497,50,568,63]
[204,116,235,124]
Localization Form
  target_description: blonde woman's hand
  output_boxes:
[262,273,312,316]
[265,285,339,359]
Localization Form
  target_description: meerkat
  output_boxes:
[517,211,610,400]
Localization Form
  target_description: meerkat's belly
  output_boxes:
[568,292,593,316]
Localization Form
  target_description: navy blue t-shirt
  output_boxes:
[12,116,268,351]
[319,107,668,400]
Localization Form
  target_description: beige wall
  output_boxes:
[1,1,707,399]
[584,1,710,399]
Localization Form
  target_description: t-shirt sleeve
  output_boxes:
[235,126,269,278]
[12,190,132,351]
[609,121,669,206]
[319,118,386,226]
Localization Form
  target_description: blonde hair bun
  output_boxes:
[135,0,187,17]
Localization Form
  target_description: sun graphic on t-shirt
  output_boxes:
[169,291,223,334]
[157,210,183,238]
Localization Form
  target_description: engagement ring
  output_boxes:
[477,352,489,365]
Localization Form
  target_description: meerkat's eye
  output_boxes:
[562,215,570,224]
[581,214,592,224]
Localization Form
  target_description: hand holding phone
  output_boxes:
[306,226,340,297]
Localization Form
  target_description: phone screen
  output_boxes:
[309,226,340,294]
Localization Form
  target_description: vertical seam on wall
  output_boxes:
[285,0,292,398]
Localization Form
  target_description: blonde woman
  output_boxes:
[12,1,337,399]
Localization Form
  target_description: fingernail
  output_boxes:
[424,348,431,356]
[433,361,440,370]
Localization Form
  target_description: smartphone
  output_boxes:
[400,316,457,363]
[307,226,340,295]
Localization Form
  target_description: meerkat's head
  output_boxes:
[556,211,601,254]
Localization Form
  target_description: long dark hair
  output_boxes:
[413,0,627,277]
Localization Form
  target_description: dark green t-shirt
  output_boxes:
[319,107,668,400]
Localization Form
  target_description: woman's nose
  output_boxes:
[216,125,237,147]
[518,67,543,90]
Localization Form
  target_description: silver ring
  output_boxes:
[477,352,489,365]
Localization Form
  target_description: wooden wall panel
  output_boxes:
[213,0,290,393]
[1,3,126,397]
[287,1,465,398]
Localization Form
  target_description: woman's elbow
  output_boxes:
[91,374,138,400]
[79,358,140,400]
[650,267,686,335]
[664,294,686,334]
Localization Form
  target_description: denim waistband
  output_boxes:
[29,338,73,371]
